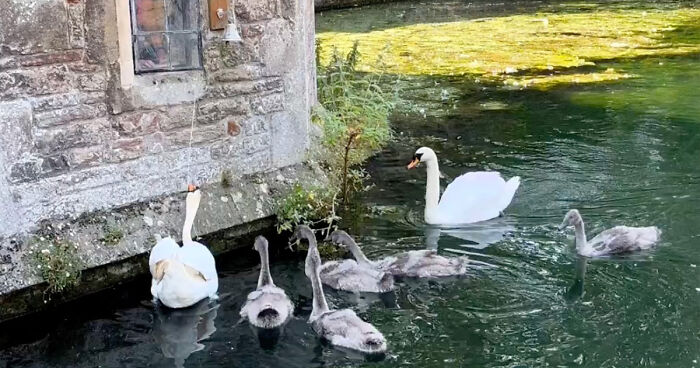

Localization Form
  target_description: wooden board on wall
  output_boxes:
[208,0,228,30]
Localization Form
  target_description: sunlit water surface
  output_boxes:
[2,1,700,367]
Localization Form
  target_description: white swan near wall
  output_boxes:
[149,186,218,309]
[407,147,520,225]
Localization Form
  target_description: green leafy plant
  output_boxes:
[29,237,82,295]
[275,183,339,234]
[276,42,395,234]
[314,41,395,203]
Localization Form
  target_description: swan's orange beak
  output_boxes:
[407,157,420,169]
[187,184,198,192]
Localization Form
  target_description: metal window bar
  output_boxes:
[129,0,202,74]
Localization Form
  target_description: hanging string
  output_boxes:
[186,99,197,187]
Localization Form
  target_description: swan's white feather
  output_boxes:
[178,242,218,281]
[437,172,520,224]
[149,236,180,275]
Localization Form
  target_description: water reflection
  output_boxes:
[424,218,515,250]
[564,256,588,303]
[152,300,219,367]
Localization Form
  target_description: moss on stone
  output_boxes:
[317,7,700,89]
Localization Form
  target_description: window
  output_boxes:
[130,0,202,73]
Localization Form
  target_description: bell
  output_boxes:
[222,23,242,43]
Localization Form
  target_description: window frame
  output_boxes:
[128,0,204,74]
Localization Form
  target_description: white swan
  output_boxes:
[407,147,520,225]
[296,226,387,354]
[240,236,294,329]
[559,209,661,257]
[149,187,218,308]
[331,230,473,278]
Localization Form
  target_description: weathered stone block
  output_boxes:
[0,100,33,163]
[0,51,83,70]
[143,132,169,154]
[250,93,284,114]
[109,137,144,162]
[236,0,279,22]
[158,104,196,132]
[243,116,270,136]
[1,0,70,55]
[167,125,226,146]
[34,118,111,155]
[67,1,86,48]
[34,103,108,128]
[243,134,270,155]
[31,92,105,111]
[70,146,103,168]
[41,154,71,176]
[197,98,248,124]
[77,73,107,92]
[115,111,162,137]
[9,159,42,184]
[205,78,283,99]
[0,65,73,99]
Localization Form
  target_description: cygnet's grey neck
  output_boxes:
[257,243,273,288]
[308,249,329,316]
[573,220,588,252]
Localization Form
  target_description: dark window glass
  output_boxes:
[131,0,201,73]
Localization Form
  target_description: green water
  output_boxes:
[2,1,700,367]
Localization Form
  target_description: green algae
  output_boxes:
[317,7,700,89]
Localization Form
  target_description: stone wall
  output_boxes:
[0,0,316,319]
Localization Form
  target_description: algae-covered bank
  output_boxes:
[317,2,700,89]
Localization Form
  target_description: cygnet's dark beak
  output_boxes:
[558,221,568,230]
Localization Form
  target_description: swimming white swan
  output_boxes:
[331,230,472,278]
[296,226,387,354]
[240,236,294,329]
[407,147,520,225]
[559,209,661,257]
[149,186,218,308]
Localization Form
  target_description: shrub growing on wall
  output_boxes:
[276,41,395,234]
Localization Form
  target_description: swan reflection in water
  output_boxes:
[152,300,219,367]
[564,256,588,303]
[423,217,515,250]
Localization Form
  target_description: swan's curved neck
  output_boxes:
[424,161,441,223]
[346,241,372,267]
[257,243,273,288]
[182,192,201,243]
[573,220,588,252]
[307,243,329,317]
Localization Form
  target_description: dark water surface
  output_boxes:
[3,1,700,367]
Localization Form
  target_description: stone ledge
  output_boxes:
[0,163,326,322]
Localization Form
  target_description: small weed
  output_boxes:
[221,169,232,188]
[29,237,82,295]
[101,225,124,246]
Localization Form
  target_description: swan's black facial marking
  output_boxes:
[407,152,423,169]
